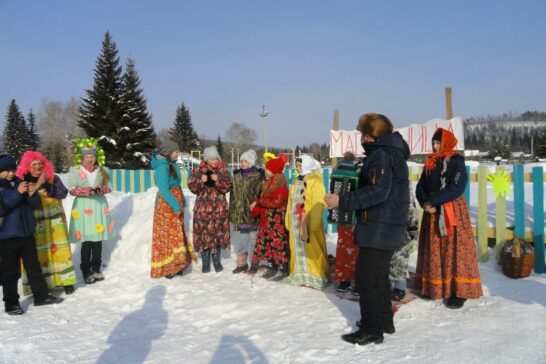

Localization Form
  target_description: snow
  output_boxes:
[0,187,545,364]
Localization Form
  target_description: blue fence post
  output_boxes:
[464,165,470,203]
[144,169,152,191]
[124,169,131,192]
[513,164,525,239]
[115,169,122,191]
[532,167,545,273]
[134,169,141,193]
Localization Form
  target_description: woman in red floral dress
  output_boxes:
[250,154,290,279]
[188,146,231,273]
[415,128,483,309]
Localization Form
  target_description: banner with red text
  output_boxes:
[329,117,464,157]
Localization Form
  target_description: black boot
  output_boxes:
[212,251,223,272]
[82,270,96,284]
[261,264,278,279]
[34,294,64,306]
[232,264,248,274]
[341,329,384,345]
[63,285,75,295]
[391,288,406,301]
[337,281,351,292]
[270,263,289,281]
[5,303,23,315]
[201,250,211,273]
[446,295,466,309]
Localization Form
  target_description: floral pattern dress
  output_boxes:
[251,174,289,266]
[188,161,231,253]
[68,166,115,244]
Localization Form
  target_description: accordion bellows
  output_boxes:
[328,165,359,226]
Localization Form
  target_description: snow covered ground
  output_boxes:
[0,188,545,364]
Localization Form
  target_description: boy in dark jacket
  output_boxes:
[0,154,63,315]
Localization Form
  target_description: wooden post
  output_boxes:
[331,109,340,168]
[445,87,453,120]
[495,166,507,260]
[532,167,545,273]
[477,165,488,262]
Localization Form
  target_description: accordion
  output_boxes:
[327,165,359,226]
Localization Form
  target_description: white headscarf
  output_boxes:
[300,155,321,176]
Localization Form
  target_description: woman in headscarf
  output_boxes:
[284,155,329,289]
[415,127,483,309]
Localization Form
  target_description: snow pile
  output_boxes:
[0,189,544,363]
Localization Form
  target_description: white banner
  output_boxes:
[329,117,464,157]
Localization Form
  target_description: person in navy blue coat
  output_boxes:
[325,113,410,346]
[0,154,63,315]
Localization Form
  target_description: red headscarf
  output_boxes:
[424,128,461,172]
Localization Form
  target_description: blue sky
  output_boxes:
[1,0,545,147]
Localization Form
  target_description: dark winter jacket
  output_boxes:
[415,154,467,208]
[0,178,42,240]
[229,166,265,230]
[339,132,410,251]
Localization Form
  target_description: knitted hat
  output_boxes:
[159,140,179,156]
[300,155,321,176]
[265,153,288,175]
[203,146,221,161]
[240,149,257,166]
[0,154,16,172]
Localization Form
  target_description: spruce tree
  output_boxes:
[78,31,124,167]
[169,103,200,152]
[216,135,224,159]
[118,58,157,169]
[2,100,29,161]
[27,109,40,150]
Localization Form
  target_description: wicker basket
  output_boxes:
[501,237,535,279]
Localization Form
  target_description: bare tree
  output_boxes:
[224,122,257,152]
[38,97,86,171]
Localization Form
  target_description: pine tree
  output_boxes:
[169,103,200,152]
[2,100,29,161]
[216,135,224,159]
[78,31,124,167]
[118,57,157,169]
[26,109,40,150]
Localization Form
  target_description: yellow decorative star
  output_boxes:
[487,169,511,198]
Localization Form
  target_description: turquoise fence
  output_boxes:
[110,165,546,273]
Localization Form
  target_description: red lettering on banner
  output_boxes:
[421,125,428,153]
[345,134,355,153]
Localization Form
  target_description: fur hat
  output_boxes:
[159,140,179,156]
[203,146,221,161]
[240,149,257,166]
[16,151,55,181]
[0,154,16,173]
[299,155,321,176]
[265,153,288,175]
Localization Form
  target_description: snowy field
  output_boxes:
[0,184,545,364]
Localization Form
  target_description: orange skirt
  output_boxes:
[415,196,483,299]
[151,187,197,278]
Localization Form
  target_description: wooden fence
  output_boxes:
[109,165,546,274]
